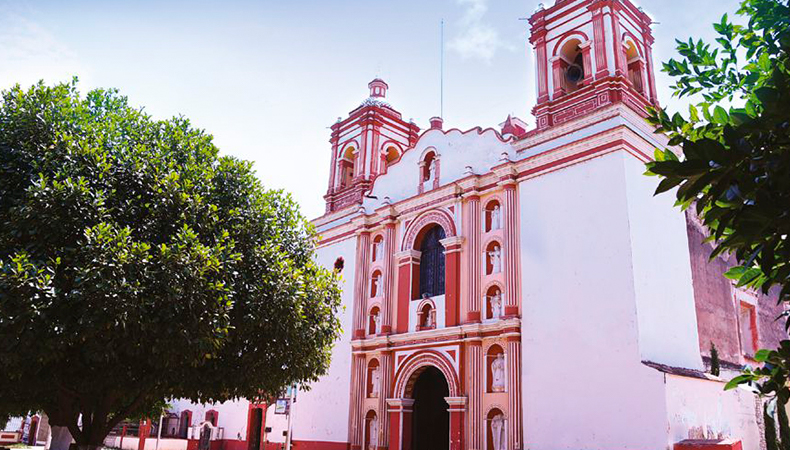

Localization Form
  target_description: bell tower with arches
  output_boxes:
[324,79,421,213]
[529,0,659,130]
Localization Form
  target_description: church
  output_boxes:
[104,1,785,450]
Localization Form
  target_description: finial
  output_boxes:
[429,117,444,130]
[368,78,389,99]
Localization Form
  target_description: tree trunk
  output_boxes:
[48,426,73,450]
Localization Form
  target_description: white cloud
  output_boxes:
[448,0,511,62]
[0,3,89,90]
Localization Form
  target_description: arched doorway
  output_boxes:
[411,367,449,450]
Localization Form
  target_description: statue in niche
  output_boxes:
[372,312,381,335]
[428,159,436,181]
[374,240,383,261]
[424,308,433,328]
[490,414,505,450]
[488,245,502,274]
[491,354,505,392]
[371,274,381,297]
[490,290,503,319]
[369,416,379,450]
[491,205,502,230]
[370,366,380,398]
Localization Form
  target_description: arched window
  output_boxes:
[558,38,586,93]
[385,146,400,165]
[419,226,446,297]
[339,146,357,187]
[625,41,645,94]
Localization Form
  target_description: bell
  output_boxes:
[566,64,584,84]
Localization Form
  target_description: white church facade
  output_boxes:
[85,1,785,450]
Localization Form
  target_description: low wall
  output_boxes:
[105,436,189,450]
[665,374,760,449]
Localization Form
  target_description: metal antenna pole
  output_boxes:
[440,19,445,119]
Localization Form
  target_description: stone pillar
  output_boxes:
[381,221,397,334]
[501,181,520,317]
[464,193,482,323]
[387,399,414,450]
[350,354,367,450]
[377,352,393,450]
[580,41,593,86]
[441,236,465,327]
[354,231,372,339]
[610,11,626,76]
[507,338,522,450]
[534,35,549,103]
[445,397,467,450]
[466,340,483,450]
[644,38,659,105]
[590,4,609,79]
[550,56,565,98]
[395,250,421,333]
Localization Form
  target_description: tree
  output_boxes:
[0,79,342,450]
[644,0,790,445]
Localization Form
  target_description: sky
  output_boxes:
[0,0,742,219]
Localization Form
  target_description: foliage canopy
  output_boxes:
[0,80,341,448]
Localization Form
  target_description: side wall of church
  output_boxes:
[265,236,357,447]
[518,150,668,450]
[623,155,703,369]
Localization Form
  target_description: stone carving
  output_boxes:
[371,274,381,297]
[490,290,503,319]
[491,354,505,392]
[428,159,436,181]
[371,367,380,397]
[372,312,381,335]
[369,416,379,450]
[374,240,383,261]
[491,205,502,230]
[489,245,502,274]
[491,414,505,450]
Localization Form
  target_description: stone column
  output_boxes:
[394,250,421,333]
[445,397,467,450]
[387,399,414,450]
[441,236,465,327]
[501,181,520,317]
[381,221,397,334]
[350,354,367,450]
[466,340,483,450]
[533,34,549,103]
[464,193,482,323]
[590,4,609,79]
[507,338,522,450]
[550,56,565,98]
[354,231,372,339]
[610,10,626,76]
[377,352,393,450]
[580,41,593,86]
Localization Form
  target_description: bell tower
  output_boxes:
[529,0,659,130]
[324,79,421,213]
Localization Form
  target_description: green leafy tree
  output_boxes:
[644,0,790,445]
[0,80,342,450]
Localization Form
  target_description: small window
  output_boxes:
[739,302,758,357]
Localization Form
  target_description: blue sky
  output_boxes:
[0,0,741,218]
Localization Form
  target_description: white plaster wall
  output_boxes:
[168,398,250,440]
[518,151,668,450]
[665,375,760,449]
[623,156,703,369]
[105,436,189,450]
[363,129,512,212]
[284,236,356,444]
